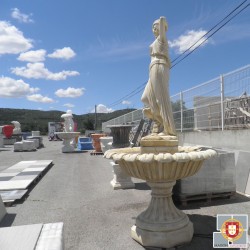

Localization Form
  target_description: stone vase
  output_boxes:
[91,134,106,152]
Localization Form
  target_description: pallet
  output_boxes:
[174,191,236,206]
[90,151,104,155]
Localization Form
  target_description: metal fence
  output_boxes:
[102,64,250,132]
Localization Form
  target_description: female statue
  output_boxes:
[141,16,176,136]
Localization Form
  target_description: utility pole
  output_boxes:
[94,105,97,131]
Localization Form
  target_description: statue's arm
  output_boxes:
[159,16,167,43]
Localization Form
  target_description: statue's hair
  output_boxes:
[152,19,168,31]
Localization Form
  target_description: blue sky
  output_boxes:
[0,0,249,114]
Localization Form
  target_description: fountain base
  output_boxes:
[131,181,194,248]
[55,132,80,153]
[131,220,193,248]
[62,143,75,153]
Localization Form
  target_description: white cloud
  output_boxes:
[0,76,39,97]
[63,103,75,108]
[11,62,79,80]
[26,94,54,103]
[0,21,33,54]
[11,8,33,23]
[122,100,131,105]
[48,47,76,60]
[18,49,46,62]
[55,87,84,98]
[92,104,113,113]
[169,29,208,54]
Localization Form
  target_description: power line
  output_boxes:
[108,81,147,107]
[107,0,249,108]
[171,2,250,69]
[171,0,249,64]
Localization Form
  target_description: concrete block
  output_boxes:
[27,136,43,147]
[0,135,4,148]
[32,131,40,136]
[0,224,43,250]
[27,138,39,148]
[235,151,250,194]
[174,150,236,196]
[0,195,6,222]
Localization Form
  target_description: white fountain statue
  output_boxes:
[55,110,80,153]
[105,16,217,248]
[11,121,21,134]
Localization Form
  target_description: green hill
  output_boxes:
[0,108,136,135]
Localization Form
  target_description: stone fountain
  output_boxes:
[55,110,80,153]
[104,16,216,248]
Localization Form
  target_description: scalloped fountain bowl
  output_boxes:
[104,146,217,248]
[55,132,80,153]
[105,146,216,182]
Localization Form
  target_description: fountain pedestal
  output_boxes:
[131,181,193,248]
[55,132,80,153]
[107,125,135,190]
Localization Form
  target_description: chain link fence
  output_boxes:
[102,64,250,132]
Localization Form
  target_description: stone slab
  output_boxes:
[0,160,52,191]
[22,167,46,172]
[35,222,64,250]
[0,224,43,250]
[0,172,19,177]
[0,177,13,181]
[12,175,38,181]
[0,190,28,202]
[0,180,33,190]
[17,171,41,176]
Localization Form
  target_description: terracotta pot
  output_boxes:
[3,125,14,138]
[91,133,106,152]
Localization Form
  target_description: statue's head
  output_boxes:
[152,18,168,37]
[61,113,72,121]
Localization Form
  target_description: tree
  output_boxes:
[83,119,94,130]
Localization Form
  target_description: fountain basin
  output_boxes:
[55,132,80,153]
[104,146,217,248]
[105,146,217,182]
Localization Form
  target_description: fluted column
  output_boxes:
[131,181,193,248]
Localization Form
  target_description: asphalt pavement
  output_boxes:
[0,137,249,250]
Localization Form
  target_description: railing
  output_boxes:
[102,64,250,132]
